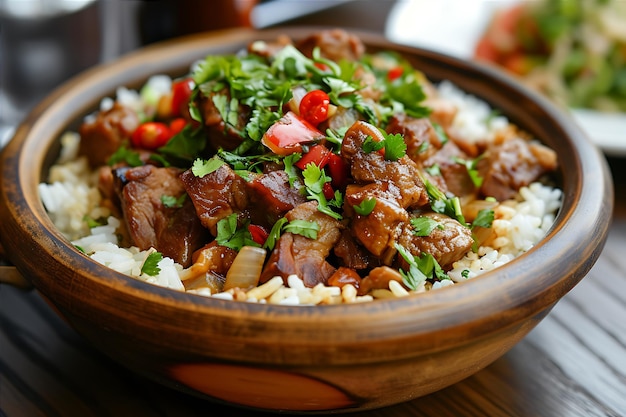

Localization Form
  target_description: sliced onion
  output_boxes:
[223,246,267,291]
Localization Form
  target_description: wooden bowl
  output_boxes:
[0,27,613,413]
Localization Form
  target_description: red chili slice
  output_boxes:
[299,89,330,126]
[248,224,269,246]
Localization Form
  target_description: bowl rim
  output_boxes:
[0,26,614,347]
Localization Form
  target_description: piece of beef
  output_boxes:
[422,140,476,199]
[194,85,250,152]
[341,121,429,210]
[479,137,558,201]
[333,229,379,271]
[397,211,474,270]
[344,182,408,262]
[246,170,307,227]
[386,114,444,163]
[117,165,209,267]
[260,201,343,287]
[180,163,249,236]
[78,103,140,167]
[295,29,365,62]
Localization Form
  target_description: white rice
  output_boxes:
[38,81,562,304]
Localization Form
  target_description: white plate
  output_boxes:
[385,0,626,156]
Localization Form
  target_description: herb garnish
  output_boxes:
[353,197,377,215]
[395,243,450,290]
[141,251,163,276]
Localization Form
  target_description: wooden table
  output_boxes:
[2,2,626,416]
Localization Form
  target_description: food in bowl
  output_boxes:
[39,29,562,305]
[474,0,626,112]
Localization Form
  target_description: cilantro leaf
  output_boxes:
[454,155,485,188]
[410,216,443,236]
[472,208,494,229]
[394,243,450,290]
[353,197,376,215]
[161,194,187,209]
[362,135,384,153]
[423,179,467,226]
[283,219,320,239]
[381,131,406,161]
[302,164,342,220]
[141,251,163,276]
[361,131,406,161]
[263,218,288,251]
[107,145,143,167]
[192,157,224,178]
[432,121,449,145]
[216,214,259,250]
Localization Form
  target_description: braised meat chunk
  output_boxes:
[479,137,558,200]
[180,163,249,236]
[79,103,140,167]
[246,170,307,226]
[261,201,343,287]
[397,212,474,270]
[116,165,208,267]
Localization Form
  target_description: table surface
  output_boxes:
[2,2,626,416]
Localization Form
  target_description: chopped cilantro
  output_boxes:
[141,251,163,276]
[83,215,108,228]
[362,135,385,153]
[216,214,259,250]
[302,164,342,220]
[191,157,224,178]
[107,145,143,167]
[423,178,467,226]
[410,216,444,236]
[472,208,494,229]
[432,122,449,145]
[161,194,187,209]
[353,197,377,215]
[263,218,288,251]
[395,243,449,290]
[283,219,320,240]
[454,155,485,188]
[424,163,441,177]
[361,131,406,161]
[380,131,406,161]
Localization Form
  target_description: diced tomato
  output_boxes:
[295,144,332,170]
[169,117,187,136]
[248,224,269,246]
[171,77,194,118]
[261,111,325,156]
[326,153,350,190]
[131,122,172,150]
[299,90,330,126]
[387,66,404,81]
